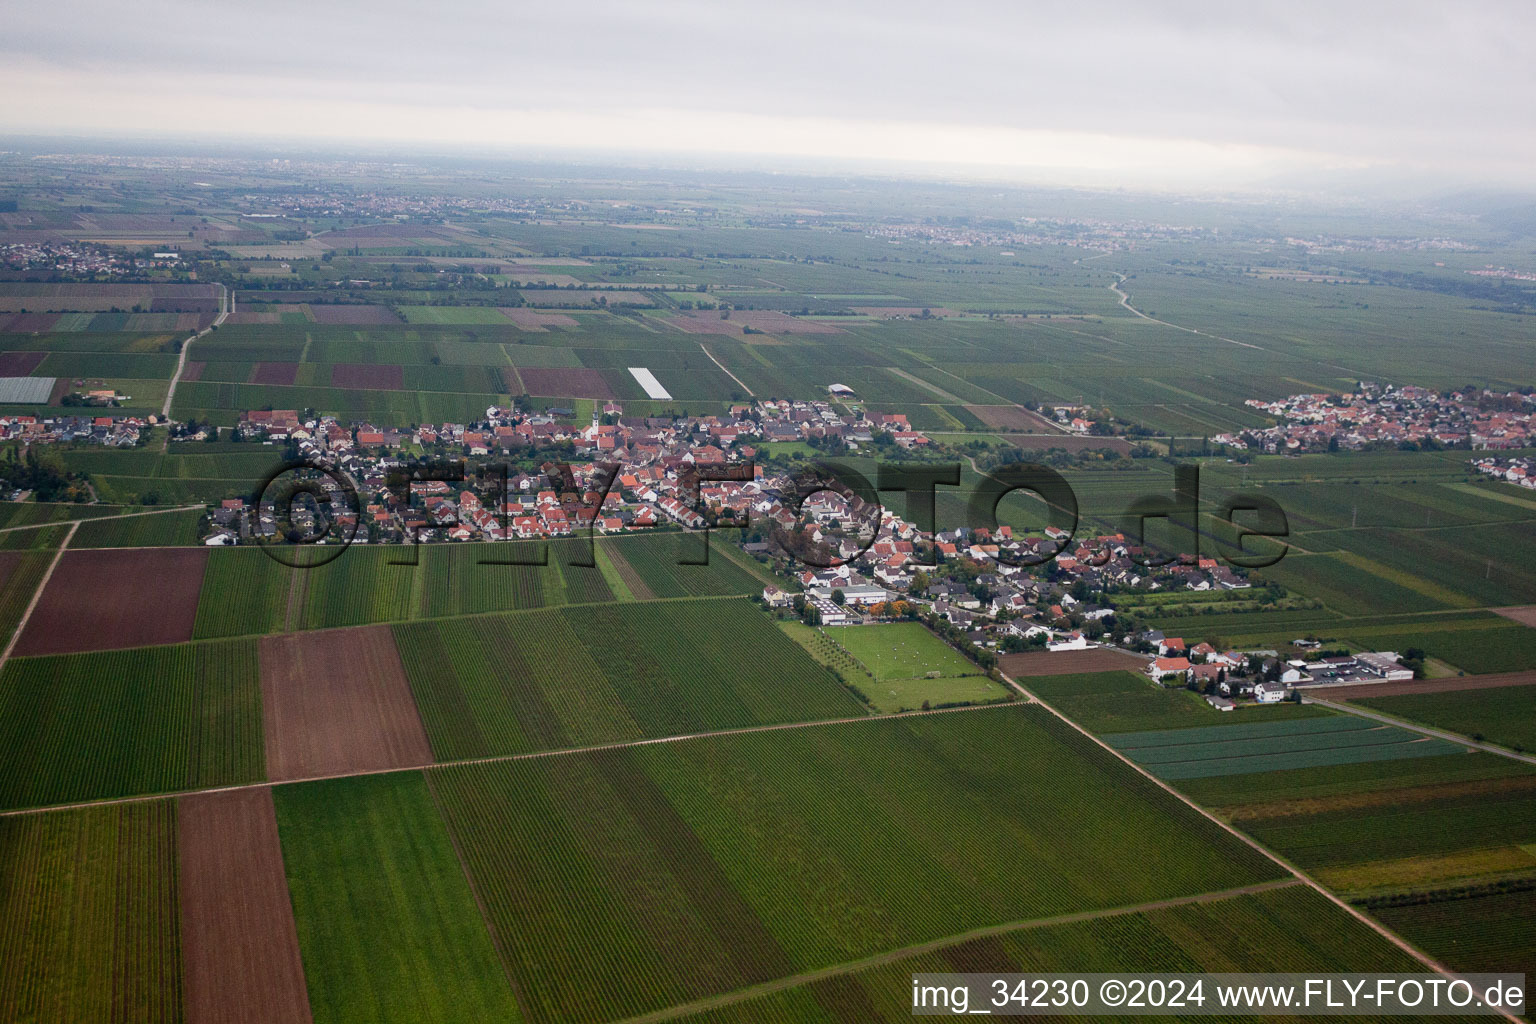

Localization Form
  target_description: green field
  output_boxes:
[70,509,206,547]
[602,532,764,598]
[1178,750,1536,808]
[821,622,1009,712]
[0,640,264,810]
[0,550,54,649]
[1240,779,1536,870]
[274,771,522,1024]
[824,622,977,680]
[396,598,865,761]
[1354,684,1536,753]
[0,800,182,1022]
[663,886,1455,1024]
[430,706,1284,1024]
[1372,886,1536,982]
[1107,716,1464,780]
[192,535,733,638]
[1026,670,1330,734]
[194,545,295,637]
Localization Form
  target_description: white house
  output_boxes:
[1046,632,1091,652]
[1254,679,1290,703]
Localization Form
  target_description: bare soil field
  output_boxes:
[1001,647,1150,677]
[181,361,206,382]
[1004,432,1133,454]
[0,351,46,375]
[518,366,615,398]
[14,548,208,655]
[225,311,281,325]
[0,313,59,332]
[967,404,1065,432]
[179,788,314,1024]
[329,363,405,390]
[259,625,433,781]
[1327,670,1536,700]
[498,308,577,330]
[249,362,299,386]
[1493,606,1536,628]
[310,304,401,325]
[665,310,844,335]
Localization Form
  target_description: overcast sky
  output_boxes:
[4,0,1533,190]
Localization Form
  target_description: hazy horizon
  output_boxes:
[5,0,1534,195]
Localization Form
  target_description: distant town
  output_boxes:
[1219,382,1536,452]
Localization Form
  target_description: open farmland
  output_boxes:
[0,550,52,649]
[14,547,207,655]
[396,598,866,761]
[998,646,1150,676]
[1353,682,1536,754]
[69,508,206,547]
[194,545,296,637]
[1025,670,1331,734]
[1106,715,1464,780]
[259,626,433,781]
[0,639,263,809]
[516,366,614,397]
[660,886,1461,1024]
[429,705,1283,1024]
[273,772,520,1024]
[1371,886,1536,983]
[602,532,764,597]
[0,800,183,1023]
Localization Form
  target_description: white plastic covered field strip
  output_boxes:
[628,366,672,400]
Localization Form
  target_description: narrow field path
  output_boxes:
[0,520,79,670]
[698,342,754,396]
[612,879,1306,1024]
[0,699,1020,819]
[0,503,204,535]
[1303,695,1536,767]
[1004,670,1526,1024]
[162,282,230,417]
[1108,273,1263,350]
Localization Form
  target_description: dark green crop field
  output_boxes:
[0,640,264,810]
[663,886,1462,1024]
[274,772,522,1024]
[1355,683,1536,754]
[1025,670,1330,734]
[430,705,1284,1024]
[395,597,865,761]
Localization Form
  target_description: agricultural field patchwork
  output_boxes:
[1025,670,1329,734]
[430,705,1284,1024]
[0,639,264,810]
[1106,715,1466,780]
[1352,682,1536,753]
[396,598,866,761]
[661,886,1459,1024]
[0,800,183,1023]
[273,771,522,1024]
